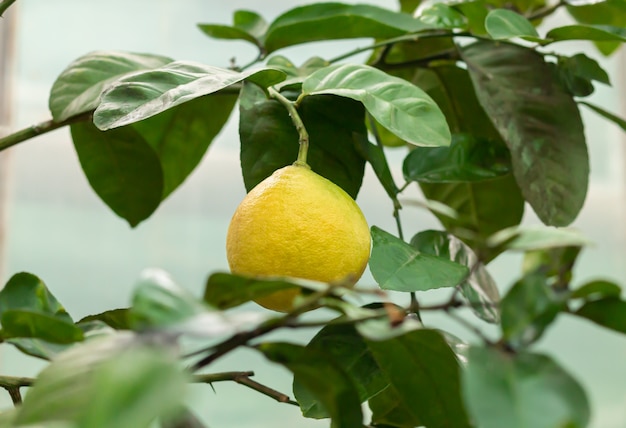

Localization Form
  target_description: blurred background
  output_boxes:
[0,1,625,427]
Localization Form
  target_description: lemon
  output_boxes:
[226,163,371,312]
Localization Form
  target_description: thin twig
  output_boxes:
[0,375,33,406]
[268,87,309,166]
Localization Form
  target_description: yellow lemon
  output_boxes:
[226,163,371,312]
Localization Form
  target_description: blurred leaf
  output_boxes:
[500,271,566,349]
[403,133,511,182]
[203,273,300,310]
[79,308,132,330]
[6,338,69,360]
[259,342,363,428]
[575,297,626,333]
[488,226,591,251]
[463,347,590,428]
[485,9,539,40]
[547,24,626,43]
[579,101,626,131]
[294,322,387,419]
[418,4,467,29]
[70,121,164,227]
[49,51,172,122]
[366,329,471,428]
[369,226,469,292]
[557,53,610,97]
[355,137,399,200]
[566,0,626,54]
[302,64,451,147]
[411,230,500,323]
[462,41,589,226]
[239,83,366,198]
[93,63,284,130]
[161,407,207,428]
[522,246,582,289]
[399,0,420,13]
[263,3,430,53]
[453,1,489,34]
[570,279,622,300]
[198,10,268,48]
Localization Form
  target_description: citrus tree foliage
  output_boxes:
[0,0,625,427]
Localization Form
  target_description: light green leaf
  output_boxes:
[369,226,468,292]
[303,63,451,147]
[49,51,173,122]
[93,63,285,130]
[485,9,540,40]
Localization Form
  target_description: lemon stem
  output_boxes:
[268,87,309,167]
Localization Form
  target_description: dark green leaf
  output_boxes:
[302,63,451,147]
[453,1,489,34]
[354,137,399,200]
[239,83,366,198]
[403,133,511,182]
[547,24,626,43]
[294,323,387,419]
[203,273,300,310]
[575,297,626,333]
[93,63,284,130]
[258,342,363,428]
[70,121,164,227]
[369,226,469,292]
[462,41,589,226]
[485,9,539,40]
[0,272,72,322]
[198,10,268,47]
[579,101,626,131]
[570,279,622,300]
[411,230,500,323]
[79,308,132,330]
[417,4,467,29]
[463,347,590,428]
[264,3,430,53]
[558,53,610,98]
[366,329,471,428]
[500,271,566,349]
[49,51,173,122]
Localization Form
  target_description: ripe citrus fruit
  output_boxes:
[226,163,371,312]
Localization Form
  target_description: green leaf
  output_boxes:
[49,51,173,122]
[369,226,469,292]
[485,9,539,40]
[403,133,511,182]
[354,137,399,200]
[263,3,430,53]
[579,101,626,131]
[294,322,387,419]
[522,246,582,288]
[366,329,471,428]
[70,121,164,227]
[566,0,626,55]
[570,279,622,300]
[0,273,72,322]
[575,297,626,333]
[500,271,566,349]
[488,226,591,251]
[203,273,300,310]
[453,1,489,34]
[198,10,268,47]
[463,347,590,428]
[238,83,366,198]
[547,24,626,43]
[302,63,451,147]
[461,41,589,226]
[93,63,285,130]
[258,342,363,428]
[417,4,467,29]
[411,230,500,323]
[557,53,610,98]
[78,308,132,330]
[6,338,69,360]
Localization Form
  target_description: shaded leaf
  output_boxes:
[417,4,467,29]
[259,342,363,428]
[463,347,590,428]
[198,10,268,48]
[79,308,132,330]
[49,51,172,122]
[239,83,366,198]
[566,0,626,54]
[557,53,610,98]
[369,226,468,292]
[6,338,69,360]
[453,1,489,34]
[579,101,626,131]
[522,246,582,289]
[462,41,589,226]
[575,297,626,333]
[93,63,284,130]
[354,137,399,200]
[485,9,539,40]
[302,63,451,147]
[203,273,300,310]
[570,279,622,300]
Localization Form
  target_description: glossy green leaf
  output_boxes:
[463,347,590,428]
[49,51,173,122]
[239,83,366,198]
[462,41,589,226]
[488,226,592,251]
[259,342,363,428]
[263,3,430,53]
[369,226,469,292]
[579,101,626,131]
[570,279,622,300]
[70,121,164,227]
[294,323,387,419]
[79,308,132,330]
[418,4,467,29]
[411,230,500,323]
[366,329,471,428]
[403,133,511,182]
[575,297,626,333]
[500,271,566,349]
[203,273,300,310]
[302,63,451,147]
[93,63,284,130]
[485,9,539,40]
[198,10,268,47]
[547,24,626,43]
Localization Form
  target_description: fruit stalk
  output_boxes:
[268,87,310,166]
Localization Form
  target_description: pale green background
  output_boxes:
[1,1,625,427]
